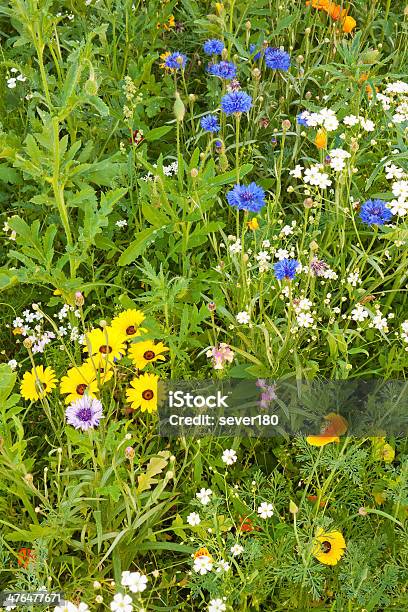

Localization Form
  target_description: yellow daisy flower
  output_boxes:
[20,365,57,402]
[83,355,114,385]
[83,327,126,362]
[111,309,146,340]
[312,529,346,566]
[60,363,99,404]
[128,340,169,370]
[126,373,159,413]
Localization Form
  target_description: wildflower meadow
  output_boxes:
[1,0,408,610]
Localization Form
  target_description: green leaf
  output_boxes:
[144,126,173,142]
[0,365,16,404]
[207,163,253,186]
[118,226,166,266]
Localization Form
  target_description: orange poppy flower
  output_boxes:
[306,413,348,447]
[342,15,356,33]
[315,129,327,149]
[17,548,35,568]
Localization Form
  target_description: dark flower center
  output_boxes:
[76,407,93,422]
[99,345,112,354]
[241,191,253,202]
[76,383,87,395]
[143,350,156,361]
[142,389,154,401]
[321,541,332,553]
[126,325,136,335]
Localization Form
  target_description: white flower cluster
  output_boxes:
[6,68,26,89]
[298,108,339,131]
[351,304,391,332]
[328,148,351,172]
[401,320,408,343]
[55,304,84,342]
[383,165,408,216]
[141,161,178,181]
[376,81,408,124]
[291,163,332,189]
[12,308,57,354]
[343,115,375,131]
[293,298,315,328]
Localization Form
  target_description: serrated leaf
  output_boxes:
[137,451,170,493]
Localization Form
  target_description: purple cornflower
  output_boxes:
[200,114,220,133]
[203,39,225,56]
[208,61,237,80]
[221,90,252,115]
[65,396,103,431]
[164,51,187,70]
[226,182,266,213]
[274,258,300,281]
[227,78,241,92]
[264,47,291,71]
[359,199,393,226]
[310,257,329,277]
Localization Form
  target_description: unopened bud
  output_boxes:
[24,473,33,484]
[252,68,261,80]
[75,291,84,306]
[305,91,312,100]
[23,338,33,349]
[173,91,185,122]
[125,446,135,460]
[245,20,251,30]
[95,595,103,604]
[297,55,304,63]
[188,93,196,102]
[99,320,107,328]
[303,198,314,209]
[310,240,319,251]
[221,48,228,61]
[282,119,291,130]
[208,301,216,312]
[190,168,199,178]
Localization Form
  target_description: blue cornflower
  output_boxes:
[274,258,300,281]
[221,90,252,115]
[208,61,237,80]
[215,139,223,148]
[359,199,393,226]
[249,44,262,61]
[226,183,265,213]
[203,39,225,56]
[264,47,291,71]
[200,114,220,133]
[164,51,188,70]
[297,111,310,126]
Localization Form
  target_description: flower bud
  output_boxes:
[188,93,196,102]
[252,68,261,80]
[190,168,199,178]
[125,446,135,460]
[99,320,107,328]
[282,119,291,130]
[75,291,84,307]
[303,198,314,209]
[23,338,33,349]
[208,302,216,312]
[221,48,228,61]
[245,20,251,30]
[173,91,185,122]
